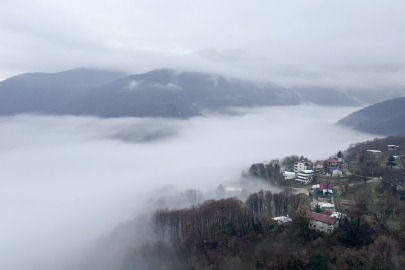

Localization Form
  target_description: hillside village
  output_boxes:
[123,136,405,270]
[265,141,404,234]
[218,136,405,236]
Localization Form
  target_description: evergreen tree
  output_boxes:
[314,204,322,213]
[337,151,343,158]
[387,156,397,168]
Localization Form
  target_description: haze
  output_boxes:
[1,1,405,90]
[0,105,376,270]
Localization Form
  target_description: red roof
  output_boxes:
[319,183,332,191]
[309,212,338,225]
[340,199,358,206]
[322,210,333,216]
[327,158,338,162]
[314,161,323,165]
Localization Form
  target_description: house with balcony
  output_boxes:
[326,158,339,169]
[295,170,314,184]
[313,161,324,172]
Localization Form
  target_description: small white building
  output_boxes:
[224,182,242,196]
[272,216,292,225]
[332,169,343,177]
[294,161,308,173]
[312,202,335,211]
[296,170,314,184]
[283,171,296,179]
[393,155,402,160]
[330,212,346,219]
[309,212,339,233]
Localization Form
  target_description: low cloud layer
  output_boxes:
[0,105,377,269]
[1,1,405,90]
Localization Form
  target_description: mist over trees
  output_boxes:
[84,135,405,270]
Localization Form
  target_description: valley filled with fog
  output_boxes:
[0,105,377,270]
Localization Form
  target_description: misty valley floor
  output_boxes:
[0,105,377,270]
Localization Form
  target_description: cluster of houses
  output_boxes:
[272,199,359,234]
[366,145,402,160]
[283,158,344,184]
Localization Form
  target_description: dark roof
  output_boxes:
[295,161,307,164]
[319,183,332,191]
[340,199,358,206]
[309,212,338,225]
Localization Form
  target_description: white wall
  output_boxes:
[294,162,307,172]
[309,219,339,233]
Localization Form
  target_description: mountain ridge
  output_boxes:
[0,68,301,118]
[337,96,405,135]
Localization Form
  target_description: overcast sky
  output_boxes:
[1,0,405,88]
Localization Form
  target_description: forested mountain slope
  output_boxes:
[0,68,126,115]
[337,96,405,135]
[0,68,301,118]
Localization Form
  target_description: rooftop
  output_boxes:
[388,145,399,147]
[340,199,358,206]
[326,158,338,162]
[319,183,332,191]
[284,171,295,175]
[272,216,292,223]
[301,170,314,174]
[314,161,323,165]
[367,150,381,153]
[295,161,307,164]
[309,212,338,225]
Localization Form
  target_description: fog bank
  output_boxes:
[0,105,377,269]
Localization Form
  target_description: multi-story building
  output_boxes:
[296,170,314,184]
[294,161,308,173]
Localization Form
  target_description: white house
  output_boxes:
[272,216,292,225]
[388,145,399,151]
[294,161,308,173]
[296,170,314,184]
[367,150,381,158]
[309,212,339,233]
[283,171,296,179]
[393,155,402,160]
[224,182,242,196]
